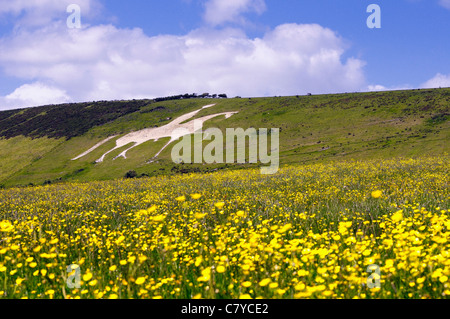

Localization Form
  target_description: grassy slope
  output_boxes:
[0,88,449,187]
[0,136,63,183]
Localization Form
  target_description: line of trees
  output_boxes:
[154,93,227,102]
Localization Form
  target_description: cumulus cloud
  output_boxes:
[0,82,70,110]
[0,0,367,109]
[439,0,450,9]
[204,0,267,26]
[0,22,367,109]
[422,73,450,88]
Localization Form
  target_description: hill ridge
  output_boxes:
[0,88,448,187]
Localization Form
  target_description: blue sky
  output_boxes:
[0,0,449,110]
[106,0,450,88]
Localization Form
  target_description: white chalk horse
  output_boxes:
[72,104,238,163]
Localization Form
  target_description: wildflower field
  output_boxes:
[0,157,448,299]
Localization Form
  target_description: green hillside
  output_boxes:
[0,88,449,187]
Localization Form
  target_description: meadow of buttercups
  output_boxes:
[0,157,448,299]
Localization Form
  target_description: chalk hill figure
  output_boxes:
[72,104,238,163]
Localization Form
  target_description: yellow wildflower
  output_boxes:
[216,265,226,273]
[214,202,225,209]
[135,277,146,285]
[391,210,403,222]
[175,196,186,202]
[259,278,271,287]
[0,220,14,232]
[371,190,382,199]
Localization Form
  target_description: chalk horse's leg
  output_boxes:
[146,139,174,164]
[96,145,121,163]
[113,143,140,160]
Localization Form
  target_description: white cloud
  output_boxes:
[0,82,70,110]
[0,0,368,110]
[422,73,450,88]
[0,22,367,109]
[204,0,267,26]
[367,84,413,92]
[367,85,388,92]
[439,0,450,9]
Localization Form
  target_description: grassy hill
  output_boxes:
[0,88,448,187]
